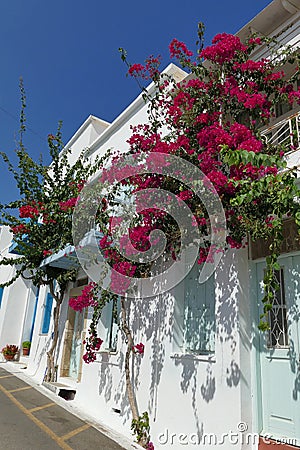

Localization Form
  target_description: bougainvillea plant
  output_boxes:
[2,24,300,449]
[0,80,103,382]
[69,25,300,447]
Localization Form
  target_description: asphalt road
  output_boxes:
[0,366,125,450]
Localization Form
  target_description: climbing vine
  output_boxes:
[70,26,300,447]
[0,80,104,381]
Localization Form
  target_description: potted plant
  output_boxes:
[22,341,31,356]
[1,344,19,361]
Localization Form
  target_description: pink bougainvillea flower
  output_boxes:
[109,262,136,295]
[240,59,266,72]
[265,215,275,228]
[133,342,145,355]
[99,235,112,250]
[69,282,98,312]
[145,54,161,78]
[83,352,97,364]
[19,204,40,219]
[200,33,247,64]
[92,337,103,351]
[226,236,243,249]
[59,197,78,212]
[248,37,262,45]
[177,190,193,201]
[169,38,193,61]
[128,63,146,78]
[10,224,28,235]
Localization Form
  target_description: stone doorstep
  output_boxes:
[42,381,76,395]
[3,360,27,369]
[259,437,299,449]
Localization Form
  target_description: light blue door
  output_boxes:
[69,310,84,379]
[256,255,300,444]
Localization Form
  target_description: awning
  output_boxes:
[40,230,103,270]
[40,245,79,270]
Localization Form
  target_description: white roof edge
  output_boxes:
[236,1,276,37]
[87,63,188,154]
[64,114,110,150]
[90,115,111,126]
[236,0,300,40]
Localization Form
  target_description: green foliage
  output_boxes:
[1,344,19,356]
[22,341,31,349]
[131,411,151,446]
[0,80,102,295]
[113,25,300,334]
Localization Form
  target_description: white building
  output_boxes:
[1,1,300,449]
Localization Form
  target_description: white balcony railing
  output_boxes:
[261,111,300,152]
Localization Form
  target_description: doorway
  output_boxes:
[255,255,300,444]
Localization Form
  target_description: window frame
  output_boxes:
[97,296,120,353]
[183,264,216,355]
[0,287,4,308]
[40,292,53,335]
[172,262,216,358]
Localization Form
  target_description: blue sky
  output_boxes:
[0,0,271,205]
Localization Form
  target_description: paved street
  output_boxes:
[0,366,125,450]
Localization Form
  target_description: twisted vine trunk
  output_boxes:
[120,297,139,421]
[120,297,149,447]
[44,282,64,382]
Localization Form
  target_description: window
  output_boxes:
[41,293,53,334]
[107,297,120,352]
[98,297,120,352]
[183,264,215,354]
[0,287,4,308]
[267,268,289,348]
[173,263,215,355]
[29,287,39,342]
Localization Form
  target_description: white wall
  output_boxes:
[0,226,32,353]
[64,115,110,166]
[50,249,254,450]
[24,284,54,380]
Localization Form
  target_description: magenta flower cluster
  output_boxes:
[69,282,98,313]
[59,196,78,212]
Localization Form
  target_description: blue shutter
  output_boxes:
[41,293,53,334]
[0,287,4,308]
[29,287,39,342]
[184,264,215,354]
[108,297,120,351]
[100,297,120,351]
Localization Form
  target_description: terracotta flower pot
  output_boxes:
[22,347,30,356]
[4,354,15,361]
